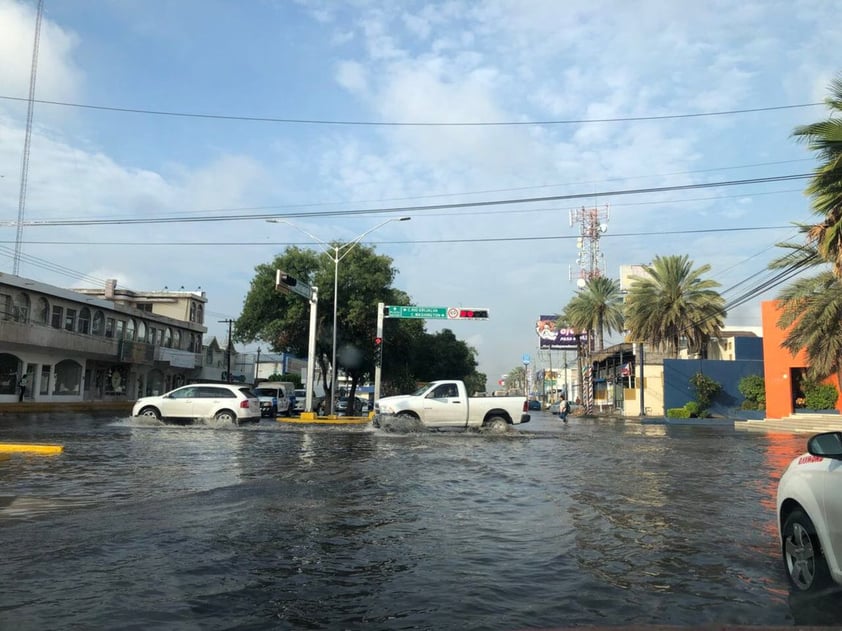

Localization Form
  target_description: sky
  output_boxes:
[1,0,841,388]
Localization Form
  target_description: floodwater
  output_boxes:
[0,412,840,630]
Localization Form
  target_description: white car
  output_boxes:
[776,430,842,592]
[132,383,261,425]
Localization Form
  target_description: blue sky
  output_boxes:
[1,0,841,386]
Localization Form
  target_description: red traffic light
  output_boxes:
[458,309,488,319]
[374,337,382,345]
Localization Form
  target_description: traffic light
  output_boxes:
[275,270,297,291]
[374,336,383,367]
[458,308,489,319]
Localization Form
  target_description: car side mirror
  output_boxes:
[807,431,842,459]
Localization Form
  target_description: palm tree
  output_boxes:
[776,268,842,389]
[792,75,842,277]
[624,254,726,358]
[771,238,842,388]
[564,276,624,351]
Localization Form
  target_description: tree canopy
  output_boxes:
[235,243,486,399]
[563,276,624,352]
[624,254,725,358]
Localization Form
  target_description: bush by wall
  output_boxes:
[667,407,691,418]
[737,374,766,410]
[802,380,839,410]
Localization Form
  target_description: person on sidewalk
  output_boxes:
[559,396,571,423]
[18,373,29,402]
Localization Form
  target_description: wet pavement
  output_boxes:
[0,411,840,629]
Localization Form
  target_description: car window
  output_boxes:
[255,388,279,397]
[170,387,197,399]
[198,386,236,398]
[238,387,258,399]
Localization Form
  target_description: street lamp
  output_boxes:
[267,216,411,415]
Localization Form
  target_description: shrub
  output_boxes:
[683,401,701,417]
[738,374,766,409]
[667,407,690,418]
[690,373,721,410]
[803,380,839,410]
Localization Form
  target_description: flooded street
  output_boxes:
[1,412,839,629]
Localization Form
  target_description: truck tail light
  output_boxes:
[522,400,528,412]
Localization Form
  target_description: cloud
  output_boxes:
[0,0,84,103]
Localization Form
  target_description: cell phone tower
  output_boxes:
[569,205,610,289]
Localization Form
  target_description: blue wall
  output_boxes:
[663,359,765,417]
[735,337,763,361]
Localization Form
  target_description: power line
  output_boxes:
[0,94,824,127]
[0,224,795,248]
[7,173,812,228]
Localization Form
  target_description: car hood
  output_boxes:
[375,395,413,412]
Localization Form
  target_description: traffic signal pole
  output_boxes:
[374,302,385,404]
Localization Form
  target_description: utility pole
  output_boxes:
[219,319,234,382]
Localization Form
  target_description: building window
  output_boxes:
[13,292,30,322]
[137,321,147,343]
[126,319,136,341]
[105,317,115,338]
[149,327,157,346]
[64,308,77,331]
[40,365,51,395]
[92,311,105,335]
[78,307,91,334]
[196,303,204,324]
[36,297,49,324]
[206,346,213,363]
[0,293,11,320]
[51,305,63,329]
[54,359,82,395]
[115,320,125,339]
[173,330,181,349]
[163,328,172,348]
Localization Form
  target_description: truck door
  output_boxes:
[422,383,465,427]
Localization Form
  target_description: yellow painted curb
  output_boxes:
[276,416,370,425]
[0,443,64,455]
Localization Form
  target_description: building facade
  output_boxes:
[0,274,207,403]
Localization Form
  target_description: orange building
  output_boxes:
[761,300,842,418]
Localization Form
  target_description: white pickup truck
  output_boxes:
[372,380,530,431]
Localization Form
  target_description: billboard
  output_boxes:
[536,315,588,350]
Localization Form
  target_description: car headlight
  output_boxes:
[379,404,395,415]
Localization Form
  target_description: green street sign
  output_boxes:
[385,305,448,319]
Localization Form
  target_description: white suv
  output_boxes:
[777,430,842,592]
[132,383,261,425]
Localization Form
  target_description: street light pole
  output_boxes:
[267,216,410,416]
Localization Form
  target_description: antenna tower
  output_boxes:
[569,205,610,288]
[13,0,44,275]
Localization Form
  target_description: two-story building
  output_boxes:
[0,275,207,403]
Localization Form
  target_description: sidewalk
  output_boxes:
[0,401,134,415]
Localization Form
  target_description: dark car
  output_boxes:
[336,396,365,416]
[528,399,542,411]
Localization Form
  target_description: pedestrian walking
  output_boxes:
[559,396,571,423]
[18,373,29,402]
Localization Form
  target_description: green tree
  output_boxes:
[689,372,721,414]
[235,244,403,405]
[624,254,726,358]
[236,247,485,402]
[775,266,842,389]
[737,374,766,409]
[792,75,842,277]
[563,276,624,351]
